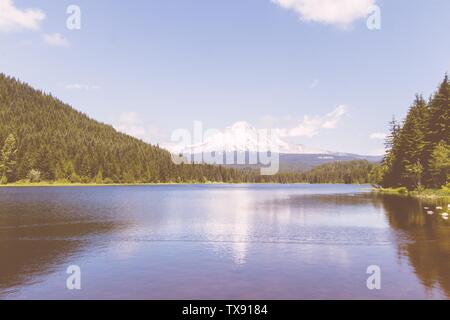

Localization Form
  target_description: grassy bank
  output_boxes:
[0,181,226,187]
[0,181,366,188]
[0,181,316,188]
[373,186,450,201]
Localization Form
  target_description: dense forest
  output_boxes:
[371,75,450,190]
[0,73,376,185]
[305,160,376,184]
[0,74,258,184]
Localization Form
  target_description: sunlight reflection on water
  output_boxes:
[0,184,448,299]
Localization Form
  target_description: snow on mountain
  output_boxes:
[164,121,332,155]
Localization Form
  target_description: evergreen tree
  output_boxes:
[0,133,18,182]
[381,117,402,187]
[427,75,450,146]
[380,75,450,190]
[399,95,428,188]
[428,142,450,188]
[423,75,450,185]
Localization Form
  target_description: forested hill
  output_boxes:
[304,160,376,184]
[0,73,254,184]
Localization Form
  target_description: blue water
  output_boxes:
[0,184,448,299]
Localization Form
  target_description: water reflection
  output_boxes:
[0,185,448,299]
[375,194,450,298]
[0,187,127,295]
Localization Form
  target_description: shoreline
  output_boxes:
[0,182,367,188]
[0,182,308,188]
[373,187,450,202]
[5,183,447,201]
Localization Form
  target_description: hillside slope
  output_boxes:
[0,74,246,183]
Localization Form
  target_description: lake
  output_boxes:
[0,184,449,299]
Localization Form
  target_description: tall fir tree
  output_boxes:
[427,75,450,146]
[381,117,403,187]
[398,95,429,188]
[0,133,18,183]
[424,76,450,185]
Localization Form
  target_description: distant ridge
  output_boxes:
[164,121,382,171]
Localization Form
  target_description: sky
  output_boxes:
[1,0,449,155]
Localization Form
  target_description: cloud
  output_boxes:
[42,33,69,47]
[0,0,45,32]
[113,112,165,144]
[321,105,347,128]
[280,105,348,137]
[369,132,387,140]
[114,112,147,139]
[272,0,376,28]
[64,84,100,91]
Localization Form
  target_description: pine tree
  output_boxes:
[428,142,450,188]
[0,133,18,182]
[423,75,450,185]
[381,117,403,187]
[399,95,428,188]
[427,75,450,146]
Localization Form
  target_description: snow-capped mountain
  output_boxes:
[163,121,382,171]
[164,121,331,155]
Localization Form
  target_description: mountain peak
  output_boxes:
[164,121,332,155]
[229,121,254,131]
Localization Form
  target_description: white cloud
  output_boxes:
[114,112,147,139]
[272,0,376,28]
[65,84,100,91]
[0,0,45,32]
[113,112,165,144]
[322,105,347,129]
[280,105,348,137]
[369,132,387,140]
[42,33,69,47]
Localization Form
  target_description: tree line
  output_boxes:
[0,73,377,185]
[371,75,450,190]
[0,73,249,184]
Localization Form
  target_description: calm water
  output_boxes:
[0,184,449,300]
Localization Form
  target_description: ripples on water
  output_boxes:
[0,184,448,299]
